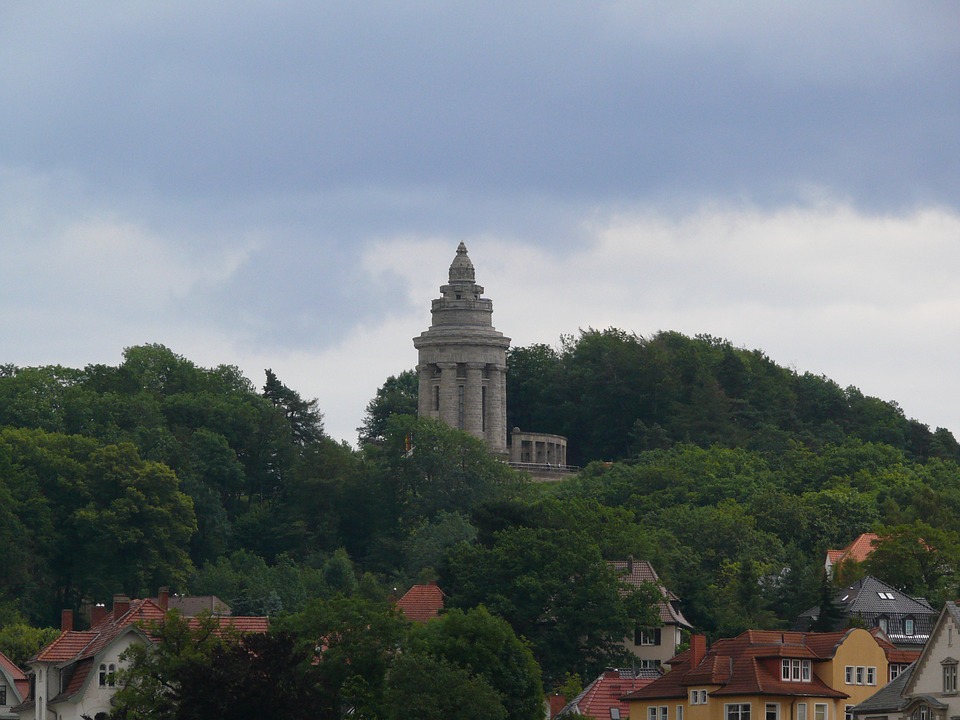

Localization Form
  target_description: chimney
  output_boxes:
[158,586,169,611]
[627,555,634,574]
[60,609,74,632]
[113,594,131,620]
[690,634,707,668]
[91,603,107,626]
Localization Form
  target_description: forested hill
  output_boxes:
[2,334,960,685]
[507,329,959,466]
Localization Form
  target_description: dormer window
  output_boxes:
[876,616,888,633]
[782,659,811,682]
[905,617,916,636]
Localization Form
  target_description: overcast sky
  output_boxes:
[2,2,959,445]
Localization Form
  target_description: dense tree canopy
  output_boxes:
[3,331,960,697]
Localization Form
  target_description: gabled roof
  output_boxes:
[901,601,960,700]
[557,668,659,718]
[608,560,693,629]
[0,648,29,704]
[623,629,870,703]
[827,533,880,567]
[852,663,915,715]
[33,599,166,664]
[28,596,269,707]
[396,583,445,623]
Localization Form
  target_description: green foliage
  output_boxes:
[187,551,327,615]
[506,330,960,465]
[0,621,60,667]
[445,524,659,683]
[382,653,507,720]
[358,369,419,445]
[864,521,960,603]
[405,607,544,720]
[278,596,408,717]
[111,612,326,720]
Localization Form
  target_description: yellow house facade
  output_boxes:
[624,629,895,720]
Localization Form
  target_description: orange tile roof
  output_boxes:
[827,533,880,566]
[396,583,445,623]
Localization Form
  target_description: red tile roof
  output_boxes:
[559,669,659,718]
[396,583,445,623]
[29,595,269,704]
[0,648,29,701]
[623,629,862,702]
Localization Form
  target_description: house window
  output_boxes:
[877,616,889,633]
[0,683,6,705]
[912,705,929,720]
[636,628,662,646]
[943,661,958,694]
[867,667,876,685]
[640,659,662,670]
[905,617,916,636]
[797,703,807,720]
[726,704,751,720]
[99,663,116,687]
[845,706,854,720]
[691,690,708,705]
[845,666,854,684]
[766,703,780,720]
[649,707,668,720]
[856,667,865,685]
[891,664,909,681]
[678,706,684,720]
[611,710,622,720]
[782,659,811,682]
[815,703,828,720]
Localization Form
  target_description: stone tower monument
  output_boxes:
[413,242,510,454]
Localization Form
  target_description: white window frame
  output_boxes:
[726,704,751,720]
[766,703,780,720]
[845,666,854,684]
[661,706,668,720]
[815,703,828,720]
[845,706,854,720]
[797,703,808,720]
[678,706,684,720]
[782,659,812,682]
[649,708,658,720]
[905,617,916,636]
[691,690,708,705]
[856,666,865,685]
[867,666,876,686]
[943,662,958,694]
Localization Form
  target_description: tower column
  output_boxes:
[486,363,507,453]
[416,364,433,418]
[437,362,459,428]
[464,362,485,438]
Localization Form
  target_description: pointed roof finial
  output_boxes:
[448,242,476,283]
